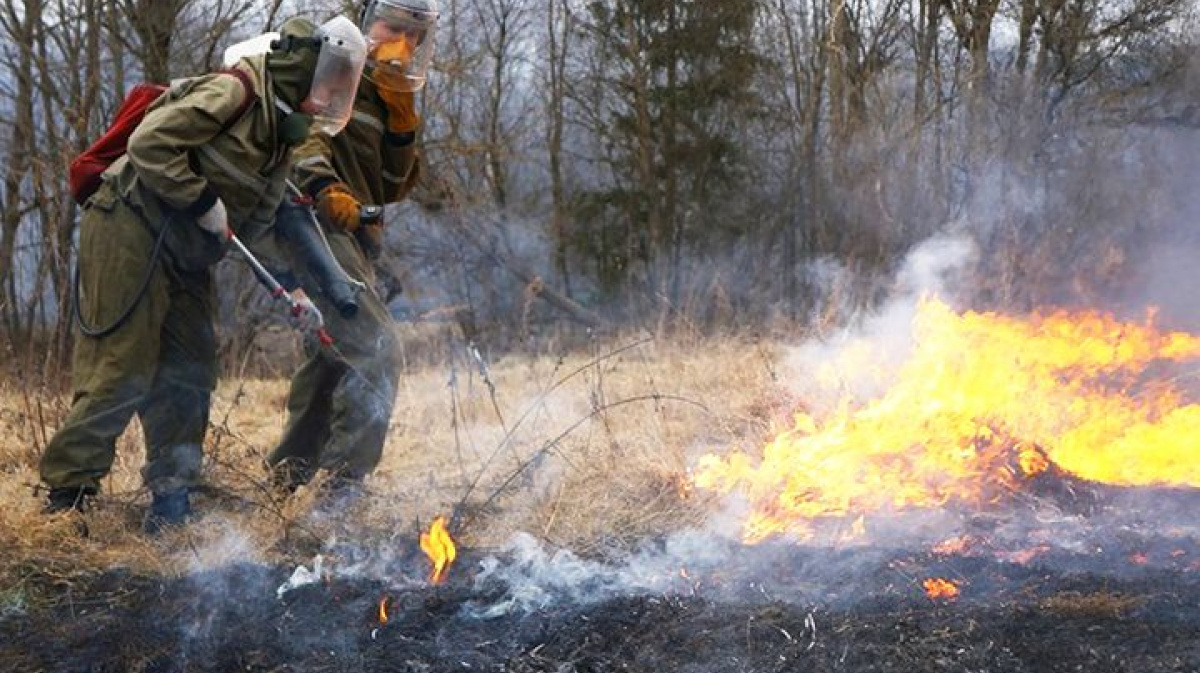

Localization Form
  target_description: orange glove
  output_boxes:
[372,41,422,134]
[315,183,362,233]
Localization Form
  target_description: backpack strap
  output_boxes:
[216,68,258,133]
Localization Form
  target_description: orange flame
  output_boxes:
[923,577,960,600]
[420,516,457,584]
[378,595,389,624]
[999,545,1050,565]
[695,298,1200,543]
[1016,443,1050,477]
[932,535,975,556]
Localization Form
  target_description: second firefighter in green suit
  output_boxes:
[267,0,436,496]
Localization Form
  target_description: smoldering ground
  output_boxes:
[3,521,1200,673]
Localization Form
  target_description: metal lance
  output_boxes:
[229,232,335,347]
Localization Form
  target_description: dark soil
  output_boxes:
[3,544,1199,673]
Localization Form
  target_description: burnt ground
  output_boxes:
[2,541,1200,673]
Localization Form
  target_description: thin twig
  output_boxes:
[456,393,709,532]
[453,336,655,511]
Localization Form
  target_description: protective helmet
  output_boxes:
[229,16,367,136]
[360,0,439,93]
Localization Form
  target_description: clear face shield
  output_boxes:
[303,16,368,135]
[363,2,438,93]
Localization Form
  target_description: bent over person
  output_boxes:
[266,0,437,501]
[39,16,367,533]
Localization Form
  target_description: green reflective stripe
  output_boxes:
[296,155,331,170]
[198,144,268,193]
[352,109,384,133]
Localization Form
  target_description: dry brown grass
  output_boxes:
[1038,591,1147,619]
[0,332,791,588]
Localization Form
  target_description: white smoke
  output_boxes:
[780,234,976,412]
[470,530,735,617]
[182,518,264,573]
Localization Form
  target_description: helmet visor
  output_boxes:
[364,5,437,92]
[303,16,368,135]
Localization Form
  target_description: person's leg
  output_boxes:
[266,351,342,490]
[310,231,401,483]
[40,199,169,507]
[139,269,217,531]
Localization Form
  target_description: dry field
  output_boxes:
[0,328,786,588]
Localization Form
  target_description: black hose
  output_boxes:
[73,216,168,338]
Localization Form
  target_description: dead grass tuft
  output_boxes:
[1038,591,1146,619]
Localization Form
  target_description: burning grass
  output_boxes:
[3,303,1200,671]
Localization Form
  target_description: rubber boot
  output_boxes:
[143,489,191,535]
[43,487,93,537]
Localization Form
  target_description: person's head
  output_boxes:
[359,0,439,93]
[268,15,368,136]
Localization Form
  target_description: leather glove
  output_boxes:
[195,198,230,240]
[372,42,422,134]
[379,88,420,134]
[287,290,323,334]
[315,183,362,233]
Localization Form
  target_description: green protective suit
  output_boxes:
[266,74,420,486]
[40,19,321,496]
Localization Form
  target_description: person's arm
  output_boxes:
[376,86,421,204]
[126,75,246,218]
[292,131,341,198]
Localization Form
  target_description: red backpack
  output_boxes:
[68,69,257,205]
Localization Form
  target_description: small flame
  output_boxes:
[932,535,974,556]
[1017,443,1050,476]
[1130,552,1149,565]
[378,595,389,624]
[999,545,1050,565]
[923,577,960,600]
[850,514,866,537]
[420,516,457,584]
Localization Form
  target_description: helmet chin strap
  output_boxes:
[270,34,322,53]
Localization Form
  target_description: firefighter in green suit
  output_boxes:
[40,16,367,532]
[266,0,437,500]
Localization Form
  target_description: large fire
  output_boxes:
[420,516,457,584]
[695,297,1200,543]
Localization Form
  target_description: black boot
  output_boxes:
[267,459,313,498]
[44,487,92,514]
[143,489,191,535]
[43,487,93,537]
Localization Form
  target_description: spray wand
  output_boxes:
[229,233,334,347]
